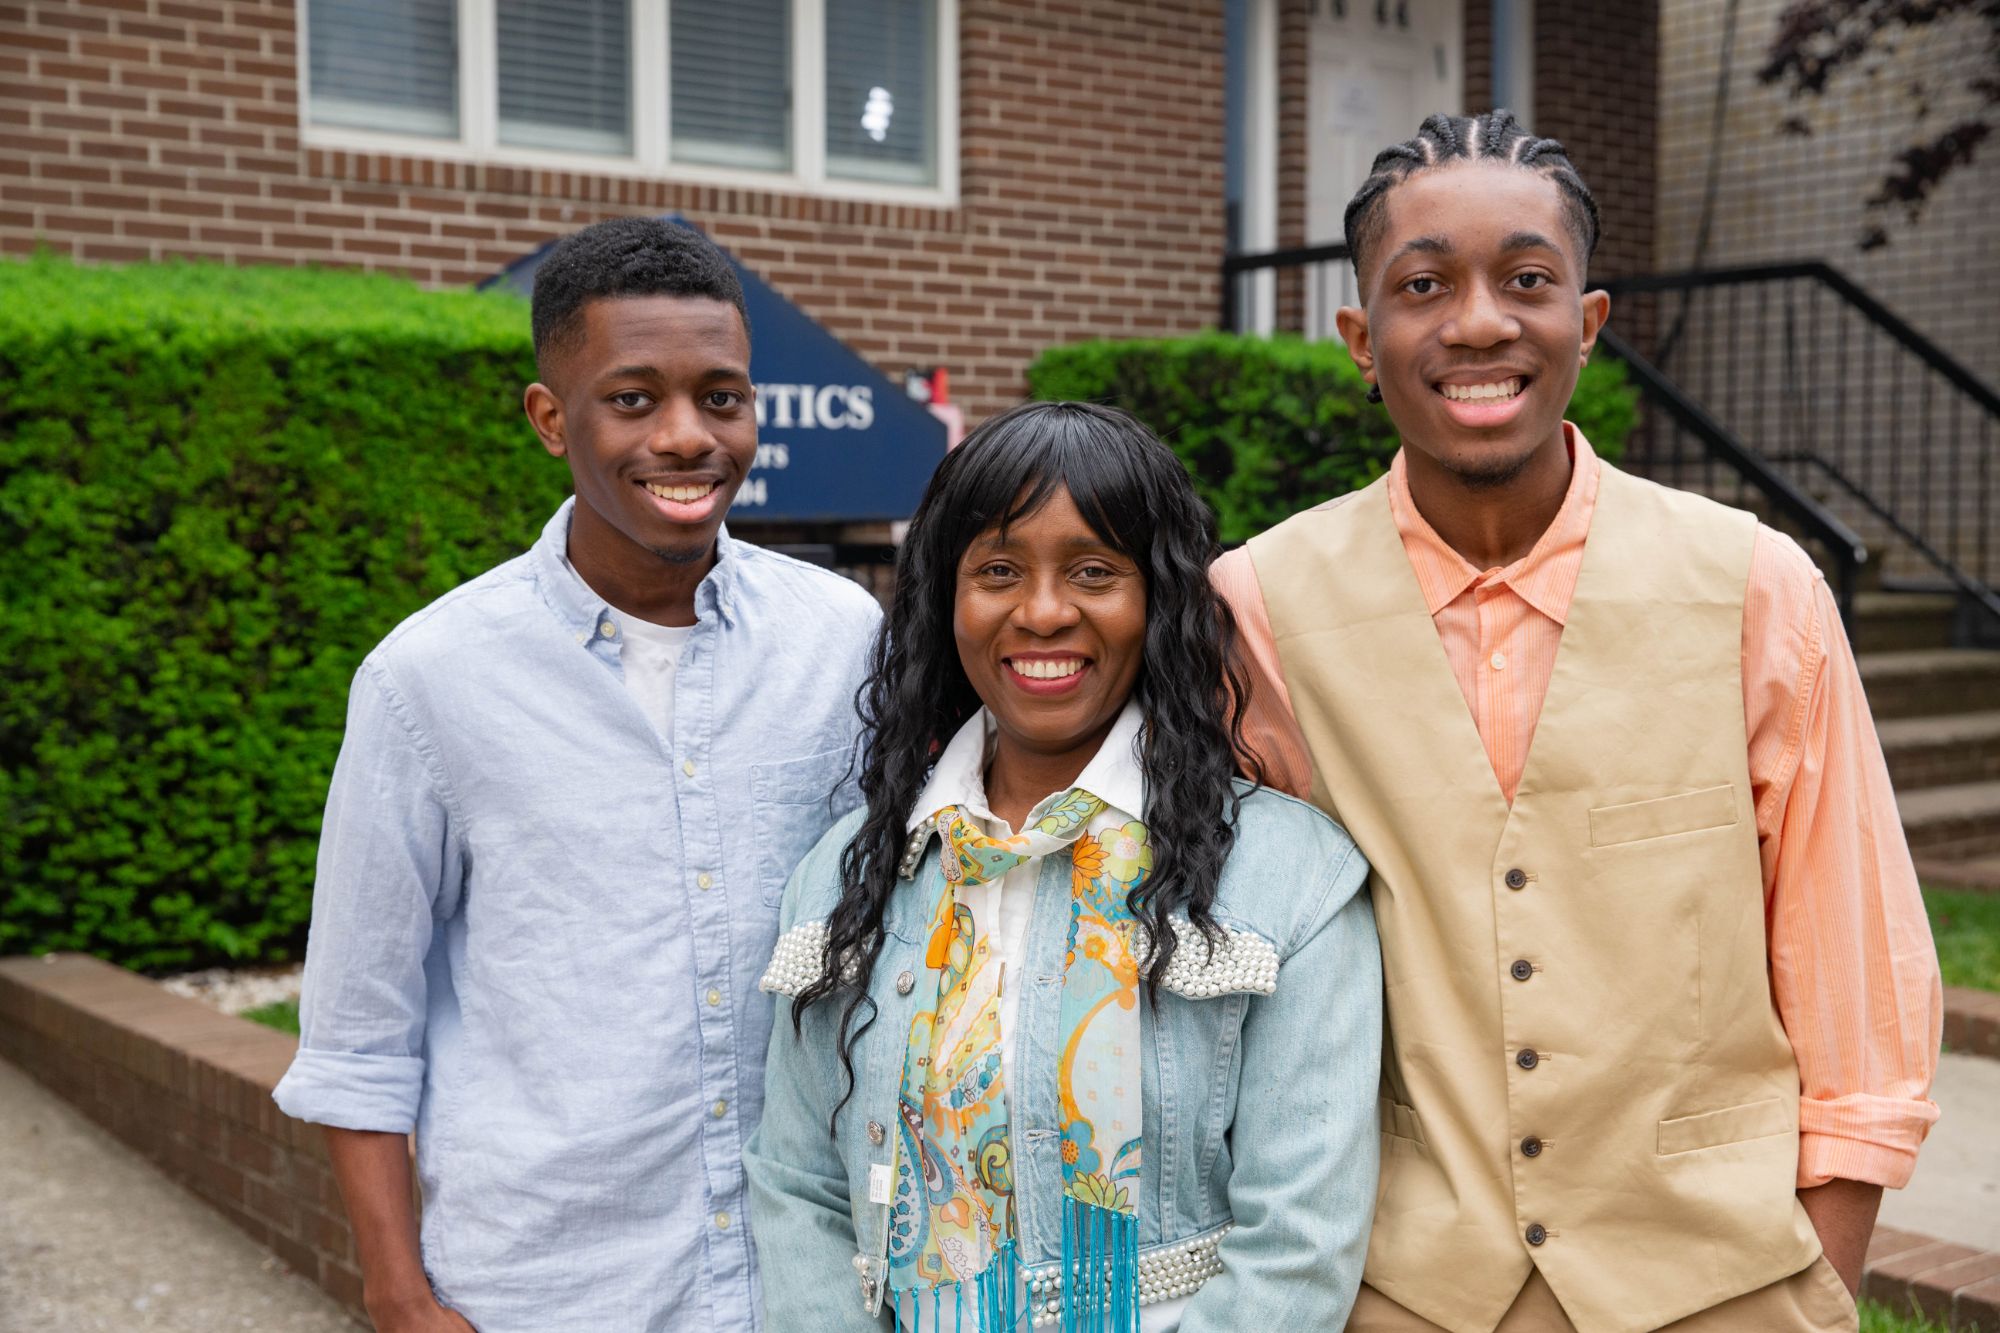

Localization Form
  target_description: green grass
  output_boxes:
[239,999,300,1035]
[1861,1299,1959,1332]
[1925,887,2000,993]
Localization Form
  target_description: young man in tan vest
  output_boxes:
[1213,111,1943,1333]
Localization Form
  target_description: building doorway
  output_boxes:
[1305,0,1463,336]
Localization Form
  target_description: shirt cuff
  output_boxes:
[272,1048,425,1133]
[1796,1093,1941,1189]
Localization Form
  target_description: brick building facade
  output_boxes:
[1,0,1228,422]
[3,1,1662,424]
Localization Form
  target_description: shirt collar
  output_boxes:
[1385,422,1600,626]
[907,698,1148,833]
[529,496,744,638]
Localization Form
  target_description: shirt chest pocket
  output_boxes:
[750,748,855,907]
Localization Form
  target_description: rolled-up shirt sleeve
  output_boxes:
[273,658,463,1133]
[1747,532,1943,1190]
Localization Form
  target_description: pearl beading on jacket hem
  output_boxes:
[1021,1224,1232,1326]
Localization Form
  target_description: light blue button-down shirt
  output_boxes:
[274,499,881,1333]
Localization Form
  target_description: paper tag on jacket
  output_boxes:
[869,1162,893,1204]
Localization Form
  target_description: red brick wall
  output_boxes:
[1533,0,1660,280]
[1464,2,1494,114]
[0,0,1226,421]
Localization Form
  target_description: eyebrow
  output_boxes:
[597,363,748,384]
[973,532,1123,554]
[1500,230,1563,254]
[1388,235,1452,265]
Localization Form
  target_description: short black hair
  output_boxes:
[1343,109,1601,284]
[529,216,749,374]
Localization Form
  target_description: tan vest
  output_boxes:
[1248,463,1819,1333]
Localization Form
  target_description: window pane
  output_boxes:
[499,0,633,154]
[671,0,791,171]
[307,0,458,138]
[826,0,935,185]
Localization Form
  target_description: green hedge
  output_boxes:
[1026,332,1637,544]
[0,255,557,969]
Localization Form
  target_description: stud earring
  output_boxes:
[1365,384,1383,404]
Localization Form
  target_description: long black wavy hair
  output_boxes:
[794,400,1262,1125]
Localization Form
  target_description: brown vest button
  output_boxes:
[1516,1048,1540,1069]
[1505,868,1528,890]
[1521,1136,1543,1157]
[1526,1223,1548,1246]
[1510,959,1534,981]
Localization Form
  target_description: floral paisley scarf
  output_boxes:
[886,788,1151,1332]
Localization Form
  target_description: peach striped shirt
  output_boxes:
[1213,428,1942,1190]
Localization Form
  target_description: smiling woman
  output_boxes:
[744,402,1384,1331]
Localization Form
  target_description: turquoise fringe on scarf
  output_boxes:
[887,1205,1139,1332]
[890,1240,1019,1333]
[1062,1199,1139,1333]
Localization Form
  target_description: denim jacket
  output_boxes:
[744,782,1381,1331]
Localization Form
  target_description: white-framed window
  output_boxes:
[298,0,959,204]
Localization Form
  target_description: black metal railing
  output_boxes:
[1220,241,1357,340]
[1605,262,2000,629]
[1216,244,1874,630]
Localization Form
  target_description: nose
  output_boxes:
[647,395,714,459]
[1444,278,1520,349]
[1013,571,1082,635]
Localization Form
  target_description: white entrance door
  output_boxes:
[1306,0,1463,336]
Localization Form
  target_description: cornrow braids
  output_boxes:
[1341,109,1602,285]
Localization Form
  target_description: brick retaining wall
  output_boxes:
[0,953,365,1323]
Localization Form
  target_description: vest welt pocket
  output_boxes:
[1656,1096,1792,1156]
[1589,784,1739,847]
[1378,1096,1429,1155]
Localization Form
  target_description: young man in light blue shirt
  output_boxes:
[274,217,882,1333]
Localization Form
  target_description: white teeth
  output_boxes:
[645,481,717,503]
[1439,377,1524,402]
[1011,658,1085,680]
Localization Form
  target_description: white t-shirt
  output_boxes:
[907,701,1186,1332]
[611,612,694,739]
[555,552,696,739]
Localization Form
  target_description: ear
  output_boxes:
[1578,288,1611,366]
[524,382,567,459]
[1335,305,1375,386]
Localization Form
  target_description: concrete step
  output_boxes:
[1914,854,2000,892]
[1854,591,1959,654]
[1879,711,2000,791]
[1897,780,2000,858]
[1860,649,2000,719]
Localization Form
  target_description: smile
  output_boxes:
[1008,656,1087,680]
[1436,377,1526,401]
[1004,655,1092,695]
[643,479,719,503]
